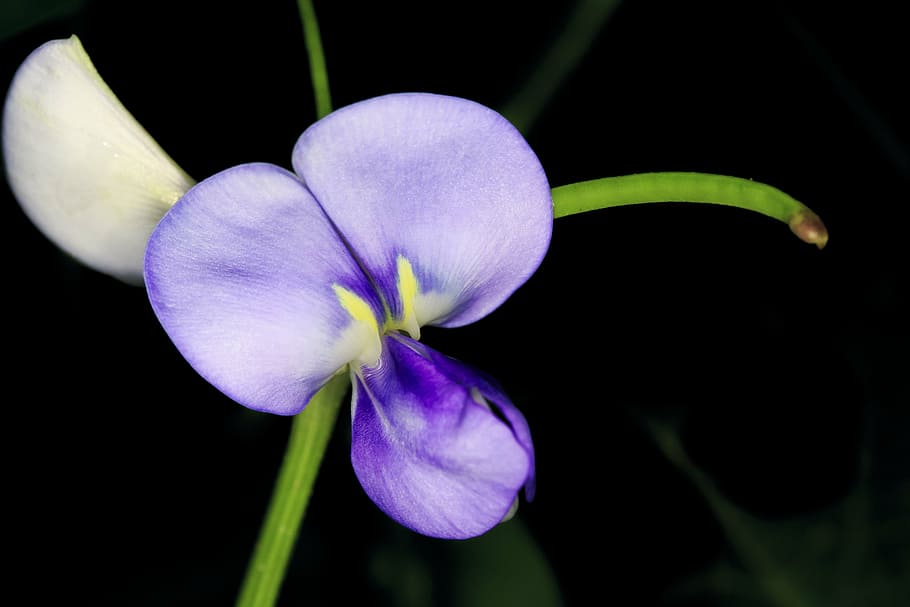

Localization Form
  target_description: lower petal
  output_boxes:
[350,334,534,539]
[418,344,537,501]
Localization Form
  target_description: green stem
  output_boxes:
[236,4,340,605]
[297,0,332,119]
[235,374,349,607]
[551,172,829,248]
[500,0,622,133]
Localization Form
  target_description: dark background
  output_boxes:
[2,1,907,605]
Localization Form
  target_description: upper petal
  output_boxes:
[144,163,384,415]
[2,36,194,284]
[292,93,552,329]
[351,334,533,539]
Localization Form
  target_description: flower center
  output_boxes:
[387,256,422,340]
[332,283,383,367]
[332,254,424,369]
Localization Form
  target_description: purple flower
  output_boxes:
[144,93,553,538]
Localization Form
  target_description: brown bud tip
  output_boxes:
[789,209,829,249]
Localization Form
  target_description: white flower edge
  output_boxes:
[2,35,194,284]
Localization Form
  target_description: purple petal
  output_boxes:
[350,334,533,539]
[292,93,552,329]
[420,346,536,501]
[144,163,383,415]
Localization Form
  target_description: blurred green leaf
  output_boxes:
[447,518,563,607]
[658,409,910,607]
[370,517,563,607]
[0,0,85,40]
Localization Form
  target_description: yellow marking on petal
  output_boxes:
[394,255,421,340]
[333,284,382,367]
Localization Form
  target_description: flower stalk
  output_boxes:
[235,374,348,607]
[236,3,341,606]
[297,0,332,120]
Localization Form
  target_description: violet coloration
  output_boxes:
[143,93,552,538]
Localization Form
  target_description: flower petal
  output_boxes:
[350,334,533,538]
[419,344,537,501]
[144,163,384,415]
[292,93,552,329]
[2,36,194,284]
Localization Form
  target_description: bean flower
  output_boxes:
[144,94,550,538]
[3,37,552,539]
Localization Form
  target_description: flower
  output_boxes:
[144,93,552,538]
[3,36,551,539]
[2,36,194,284]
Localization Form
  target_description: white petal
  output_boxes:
[2,36,194,284]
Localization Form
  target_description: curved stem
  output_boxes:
[235,374,349,607]
[297,0,332,119]
[551,172,829,248]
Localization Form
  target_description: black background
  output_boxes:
[2,0,907,605]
